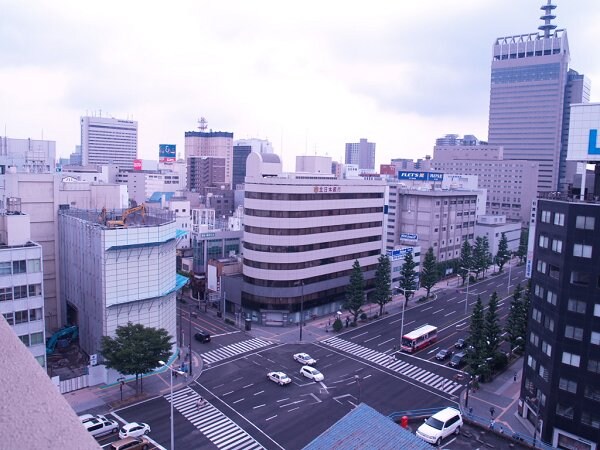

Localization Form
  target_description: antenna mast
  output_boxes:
[197,117,208,131]
[538,0,557,38]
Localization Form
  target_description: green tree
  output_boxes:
[344,260,365,324]
[332,317,343,332]
[505,283,525,353]
[420,247,438,298]
[372,254,392,317]
[467,296,486,377]
[398,251,418,307]
[100,322,173,395]
[516,228,528,264]
[484,291,502,359]
[495,232,511,273]
[472,237,487,280]
[458,240,472,285]
[482,236,492,277]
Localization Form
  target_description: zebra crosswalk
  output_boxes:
[166,387,264,450]
[322,337,463,396]
[200,338,273,365]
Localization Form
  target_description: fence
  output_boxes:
[58,374,89,394]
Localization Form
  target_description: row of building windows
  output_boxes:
[244,249,381,271]
[538,235,594,258]
[541,211,596,230]
[244,235,381,254]
[2,307,43,325]
[0,284,43,301]
[245,221,382,236]
[245,192,384,201]
[244,206,383,218]
[0,259,42,276]
[17,331,44,347]
[556,404,600,430]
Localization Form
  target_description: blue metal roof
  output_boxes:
[176,229,189,238]
[148,192,175,203]
[161,273,189,297]
[303,403,430,450]
[107,238,175,251]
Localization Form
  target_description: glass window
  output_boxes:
[30,332,44,346]
[581,411,600,430]
[29,308,43,321]
[28,284,42,297]
[13,285,27,299]
[554,213,565,226]
[562,352,580,367]
[595,304,600,317]
[571,271,591,286]
[532,308,542,323]
[12,260,26,274]
[530,332,539,346]
[591,332,600,346]
[2,312,14,325]
[35,355,45,367]
[0,261,11,275]
[565,325,584,341]
[27,259,41,273]
[18,334,30,347]
[551,239,563,253]
[544,316,555,332]
[14,310,28,324]
[573,244,592,258]
[541,341,552,356]
[559,378,577,393]
[541,210,551,223]
[546,291,557,306]
[539,235,549,248]
[0,287,13,302]
[536,260,547,273]
[576,216,595,230]
[534,284,544,298]
[568,299,586,314]
[589,359,600,374]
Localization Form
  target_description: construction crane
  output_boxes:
[105,205,147,228]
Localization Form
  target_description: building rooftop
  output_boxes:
[59,207,175,229]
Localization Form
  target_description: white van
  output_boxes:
[83,416,119,438]
[416,407,463,446]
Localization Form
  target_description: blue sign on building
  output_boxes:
[588,129,600,155]
[400,233,418,240]
[386,248,413,261]
[159,144,177,162]
[397,171,444,181]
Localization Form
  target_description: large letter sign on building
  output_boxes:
[588,129,600,155]
[398,171,444,181]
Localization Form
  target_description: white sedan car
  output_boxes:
[293,353,316,365]
[119,422,151,439]
[267,371,292,386]
[300,365,324,382]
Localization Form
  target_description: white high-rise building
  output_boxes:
[81,116,138,169]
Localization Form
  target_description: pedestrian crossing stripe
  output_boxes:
[201,338,273,365]
[322,337,463,396]
[165,387,264,450]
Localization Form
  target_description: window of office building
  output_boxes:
[536,260,547,273]
[552,239,563,253]
[571,271,592,286]
[581,411,600,430]
[559,378,577,393]
[12,260,26,274]
[562,352,580,367]
[589,359,600,374]
[546,291,557,306]
[530,332,539,346]
[534,284,544,298]
[574,244,592,258]
[13,285,27,299]
[2,312,13,325]
[541,210,551,223]
[27,259,41,273]
[565,325,583,341]
[595,304,600,317]
[576,216,595,230]
[0,261,11,275]
[556,404,575,419]
[28,284,42,297]
[554,213,565,226]
[541,341,552,357]
[18,334,29,347]
[591,331,600,346]
[539,235,549,248]
[527,355,537,369]
[549,264,560,279]
[538,365,549,382]
[568,299,586,314]
[30,332,44,346]
[532,308,542,323]
[29,308,43,321]
[584,386,600,402]
[544,316,555,332]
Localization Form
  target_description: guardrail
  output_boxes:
[388,407,445,421]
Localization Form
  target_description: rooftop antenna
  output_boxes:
[538,0,557,38]
[198,117,208,131]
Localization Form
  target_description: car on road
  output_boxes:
[300,365,324,382]
[194,330,211,343]
[119,422,151,439]
[435,349,453,361]
[416,407,463,446]
[293,353,316,365]
[83,416,119,438]
[454,338,465,349]
[78,414,97,424]
[449,351,467,368]
[109,436,151,450]
[267,371,292,386]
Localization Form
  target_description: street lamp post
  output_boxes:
[188,304,193,377]
[397,287,414,352]
[159,360,185,450]
[355,375,361,404]
[299,281,304,341]
[507,253,513,293]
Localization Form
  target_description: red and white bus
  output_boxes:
[401,324,438,353]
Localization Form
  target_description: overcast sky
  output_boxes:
[1,0,599,170]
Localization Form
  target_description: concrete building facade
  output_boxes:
[474,215,521,255]
[81,116,138,170]
[345,138,375,171]
[0,211,45,367]
[115,170,185,206]
[185,131,233,188]
[0,136,56,174]
[58,207,182,359]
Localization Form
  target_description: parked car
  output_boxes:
[449,351,467,368]
[435,349,453,361]
[119,422,151,439]
[78,414,96,424]
[300,365,324,382]
[416,407,463,446]
[83,416,119,438]
[293,353,316,365]
[194,330,211,343]
[108,436,151,450]
[267,371,292,386]
[454,338,465,349]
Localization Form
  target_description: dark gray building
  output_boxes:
[232,144,251,188]
[345,138,375,171]
[187,156,226,193]
[520,195,600,449]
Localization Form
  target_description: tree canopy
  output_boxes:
[495,232,510,273]
[398,251,418,307]
[100,322,173,394]
[373,254,392,316]
[458,240,472,285]
[345,260,365,324]
[420,247,438,298]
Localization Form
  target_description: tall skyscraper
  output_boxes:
[345,138,375,171]
[81,116,138,169]
[487,1,588,193]
[185,130,233,188]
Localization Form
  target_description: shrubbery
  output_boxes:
[332,318,343,332]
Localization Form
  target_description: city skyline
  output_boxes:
[1,1,600,170]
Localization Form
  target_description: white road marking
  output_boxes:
[389,318,403,324]
[211,330,241,338]
[404,320,416,327]
[265,415,277,421]
[287,407,300,412]
[253,404,266,409]
[444,311,456,317]
[242,384,254,388]
[422,306,433,312]
[427,346,440,355]
[364,334,381,343]
[363,374,372,379]
[432,308,444,314]
[253,390,264,396]
[232,377,243,382]
[222,391,234,396]
[232,398,245,404]
[276,398,289,403]
[279,400,305,408]
[378,338,395,346]
[212,383,225,389]
[349,331,369,340]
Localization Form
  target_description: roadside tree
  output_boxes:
[398,252,418,307]
[420,247,438,298]
[495,233,511,273]
[484,291,502,359]
[467,296,486,377]
[344,260,365,324]
[516,228,528,264]
[373,254,392,317]
[458,240,472,285]
[100,322,172,395]
[505,283,525,353]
